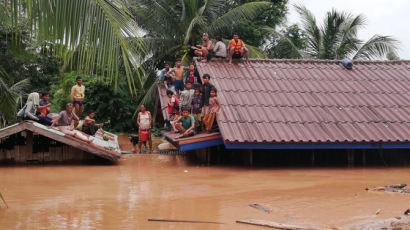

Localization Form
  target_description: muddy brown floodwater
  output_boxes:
[1,154,410,230]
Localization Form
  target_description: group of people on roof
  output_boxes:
[17,76,104,143]
[191,33,250,65]
[157,60,220,139]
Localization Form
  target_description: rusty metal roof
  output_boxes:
[196,59,410,144]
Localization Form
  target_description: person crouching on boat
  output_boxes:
[137,105,152,153]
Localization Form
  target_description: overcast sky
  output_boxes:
[287,0,410,59]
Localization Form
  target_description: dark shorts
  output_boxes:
[207,51,214,60]
[214,55,226,59]
[232,53,242,59]
[73,101,84,106]
[174,80,184,91]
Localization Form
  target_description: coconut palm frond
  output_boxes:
[294,4,321,58]
[209,2,271,34]
[335,14,366,59]
[353,35,400,60]
[0,68,18,118]
[6,0,146,92]
[9,78,30,97]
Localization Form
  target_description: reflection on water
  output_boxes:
[1,154,410,229]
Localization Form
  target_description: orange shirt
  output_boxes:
[228,39,245,54]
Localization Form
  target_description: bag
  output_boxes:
[139,130,149,142]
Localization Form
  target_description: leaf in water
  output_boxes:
[0,192,8,208]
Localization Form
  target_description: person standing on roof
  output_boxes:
[167,59,189,95]
[200,74,215,126]
[192,33,214,63]
[159,63,175,91]
[213,36,227,58]
[228,34,249,65]
[203,88,220,133]
[179,81,195,112]
[71,76,85,119]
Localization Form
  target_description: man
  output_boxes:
[200,74,215,120]
[213,36,227,58]
[159,63,174,90]
[179,81,195,111]
[83,111,104,136]
[192,33,214,62]
[167,59,189,95]
[51,103,91,143]
[173,107,195,139]
[37,92,52,125]
[71,76,85,118]
[228,34,249,65]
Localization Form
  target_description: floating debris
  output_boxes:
[366,184,410,194]
[249,203,272,214]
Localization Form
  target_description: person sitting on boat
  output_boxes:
[137,105,152,153]
[51,103,92,143]
[173,107,195,139]
[82,111,104,136]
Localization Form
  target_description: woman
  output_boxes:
[137,105,152,153]
[202,88,220,133]
[17,92,40,122]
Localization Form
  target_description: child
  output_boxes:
[191,89,202,131]
[83,111,104,136]
[202,88,220,133]
[179,81,194,112]
[161,90,179,130]
[173,108,195,139]
[37,92,53,125]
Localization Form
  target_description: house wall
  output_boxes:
[0,131,96,164]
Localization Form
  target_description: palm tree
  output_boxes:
[0,66,30,127]
[288,5,399,60]
[131,0,270,64]
[2,0,146,92]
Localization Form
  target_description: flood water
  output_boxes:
[1,154,410,229]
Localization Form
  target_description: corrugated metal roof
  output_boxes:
[196,59,410,143]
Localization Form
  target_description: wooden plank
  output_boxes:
[179,134,222,145]
[0,123,26,139]
[148,218,223,224]
[236,219,317,230]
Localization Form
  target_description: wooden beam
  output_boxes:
[236,219,318,230]
[0,122,26,139]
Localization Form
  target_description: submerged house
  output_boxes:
[0,121,121,163]
[160,59,410,162]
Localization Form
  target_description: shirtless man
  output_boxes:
[192,33,214,62]
[167,59,189,95]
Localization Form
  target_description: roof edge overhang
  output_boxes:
[224,142,410,150]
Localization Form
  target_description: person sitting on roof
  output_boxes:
[179,81,195,112]
[173,107,195,139]
[192,33,214,63]
[167,59,189,95]
[17,92,41,122]
[228,33,249,65]
[202,88,220,133]
[82,111,104,136]
[37,92,53,126]
[51,103,92,143]
[213,36,227,59]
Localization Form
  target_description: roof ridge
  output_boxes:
[196,58,410,65]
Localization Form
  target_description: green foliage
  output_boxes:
[221,0,288,47]
[294,5,399,60]
[50,72,139,132]
[267,24,306,59]
[3,0,146,92]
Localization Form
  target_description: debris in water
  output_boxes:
[148,218,223,224]
[249,203,272,213]
[184,170,188,173]
[405,209,410,215]
[366,184,410,194]
[375,209,381,215]
[236,219,318,230]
